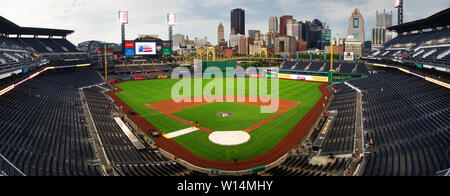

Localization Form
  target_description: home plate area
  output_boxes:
[164,127,251,146]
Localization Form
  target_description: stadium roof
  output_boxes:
[387,8,450,33]
[0,16,74,37]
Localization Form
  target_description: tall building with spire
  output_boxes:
[218,22,224,43]
[347,8,365,42]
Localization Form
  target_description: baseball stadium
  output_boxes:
[0,3,449,177]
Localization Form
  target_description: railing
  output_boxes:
[0,153,26,176]
[435,168,450,176]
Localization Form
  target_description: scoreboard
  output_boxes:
[123,40,172,56]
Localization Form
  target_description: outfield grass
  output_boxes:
[173,102,276,131]
[115,78,323,162]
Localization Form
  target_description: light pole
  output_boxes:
[104,42,107,81]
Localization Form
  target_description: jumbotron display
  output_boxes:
[135,42,156,55]
[123,39,172,56]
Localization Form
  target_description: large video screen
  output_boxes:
[135,42,156,55]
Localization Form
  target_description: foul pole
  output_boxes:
[104,42,107,81]
[330,39,334,81]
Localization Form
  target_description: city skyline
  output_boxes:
[0,0,449,45]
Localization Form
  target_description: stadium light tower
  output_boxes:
[119,11,129,56]
[394,0,404,24]
[168,13,176,42]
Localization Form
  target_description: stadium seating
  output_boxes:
[1,37,80,54]
[0,47,39,74]
[281,61,370,74]
[373,28,450,66]
[37,39,67,53]
[261,155,349,176]
[82,86,193,176]
[0,67,205,176]
[348,71,449,176]
[0,69,104,176]
[53,39,80,52]
[320,83,356,156]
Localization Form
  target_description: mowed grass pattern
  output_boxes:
[173,102,276,131]
[115,78,323,162]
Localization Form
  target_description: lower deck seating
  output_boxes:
[0,69,104,176]
[261,155,349,176]
[83,87,191,176]
[349,71,450,176]
[320,83,356,156]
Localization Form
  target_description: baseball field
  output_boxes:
[110,78,328,170]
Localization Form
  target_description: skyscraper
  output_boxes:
[376,9,393,28]
[248,30,261,40]
[347,8,365,42]
[269,16,278,33]
[300,21,312,48]
[231,8,245,35]
[372,9,395,50]
[287,19,301,39]
[218,22,224,43]
[279,15,293,36]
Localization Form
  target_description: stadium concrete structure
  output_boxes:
[0,7,449,177]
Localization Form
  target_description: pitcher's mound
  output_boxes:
[209,131,251,146]
[216,112,234,118]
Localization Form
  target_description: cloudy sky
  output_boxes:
[1,0,449,45]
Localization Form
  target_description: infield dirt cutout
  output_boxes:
[145,95,301,137]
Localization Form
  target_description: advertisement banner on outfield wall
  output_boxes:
[311,76,329,82]
[250,74,260,78]
[263,74,278,78]
[158,75,168,79]
[278,73,292,79]
[134,77,144,80]
[236,73,246,78]
[278,73,327,82]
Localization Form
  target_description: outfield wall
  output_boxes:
[278,73,329,82]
